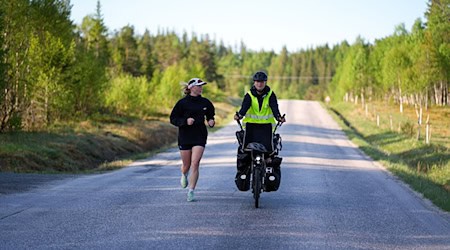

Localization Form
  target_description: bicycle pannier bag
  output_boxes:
[235,153,251,191]
[264,157,282,192]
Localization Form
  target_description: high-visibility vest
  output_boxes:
[243,90,276,126]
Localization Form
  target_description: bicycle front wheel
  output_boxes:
[253,168,261,208]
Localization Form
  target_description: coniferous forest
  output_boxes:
[0,0,448,132]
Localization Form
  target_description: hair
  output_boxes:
[184,86,191,95]
[180,82,190,95]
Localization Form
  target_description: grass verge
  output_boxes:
[327,101,450,212]
[0,100,236,174]
[0,117,177,173]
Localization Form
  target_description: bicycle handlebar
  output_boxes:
[235,112,244,131]
[236,112,285,133]
[273,113,286,133]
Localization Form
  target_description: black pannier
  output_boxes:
[235,153,251,191]
[264,156,282,192]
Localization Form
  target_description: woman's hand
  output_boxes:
[187,118,195,125]
[208,119,215,128]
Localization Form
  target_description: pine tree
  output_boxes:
[79,0,109,65]
[187,35,218,82]
[137,29,155,79]
[72,0,109,115]
[152,31,182,71]
[110,25,141,76]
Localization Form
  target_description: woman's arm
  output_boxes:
[237,93,251,117]
[170,100,187,127]
[205,99,215,127]
[269,92,281,119]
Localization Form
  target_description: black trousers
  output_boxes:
[236,123,273,172]
[243,123,273,152]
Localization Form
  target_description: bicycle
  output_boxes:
[236,114,284,208]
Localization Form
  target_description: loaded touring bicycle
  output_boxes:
[235,113,285,208]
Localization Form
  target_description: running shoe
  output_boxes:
[187,190,195,202]
[180,174,188,189]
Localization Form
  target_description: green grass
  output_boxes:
[0,119,178,173]
[328,101,450,211]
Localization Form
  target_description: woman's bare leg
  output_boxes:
[179,150,192,175]
[179,150,192,188]
[188,146,205,190]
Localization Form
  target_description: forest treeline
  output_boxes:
[0,0,448,132]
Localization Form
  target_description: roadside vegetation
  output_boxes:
[0,101,235,173]
[328,101,449,211]
[0,115,177,173]
[0,1,446,135]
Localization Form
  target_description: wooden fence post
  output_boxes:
[425,115,431,144]
[390,115,393,131]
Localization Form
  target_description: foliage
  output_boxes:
[0,0,448,133]
[104,74,153,116]
[328,0,449,108]
[152,63,190,113]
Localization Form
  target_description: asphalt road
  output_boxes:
[1,100,449,250]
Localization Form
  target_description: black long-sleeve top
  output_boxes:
[170,95,215,146]
[237,85,281,119]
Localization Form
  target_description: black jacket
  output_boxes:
[237,85,281,119]
[170,95,215,146]
[237,85,281,151]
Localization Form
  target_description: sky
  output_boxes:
[69,0,429,53]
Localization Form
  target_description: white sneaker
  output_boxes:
[187,190,195,202]
[180,174,188,189]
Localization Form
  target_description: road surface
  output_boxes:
[1,100,449,249]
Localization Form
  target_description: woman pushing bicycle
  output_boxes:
[234,71,285,191]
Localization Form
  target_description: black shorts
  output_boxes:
[179,144,205,150]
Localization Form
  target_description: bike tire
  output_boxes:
[253,168,261,208]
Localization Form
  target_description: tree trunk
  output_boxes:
[390,115,393,131]
[442,80,448,106]
[425,114,430,144]
[0,90,12,132]
[45,85,49,126]
[434,83,442,106]
[415,99,422,141]
[361,88,365,109]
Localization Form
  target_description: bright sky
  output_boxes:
[70,0,428,53]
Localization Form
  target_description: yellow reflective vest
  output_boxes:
[243,90,276,126]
